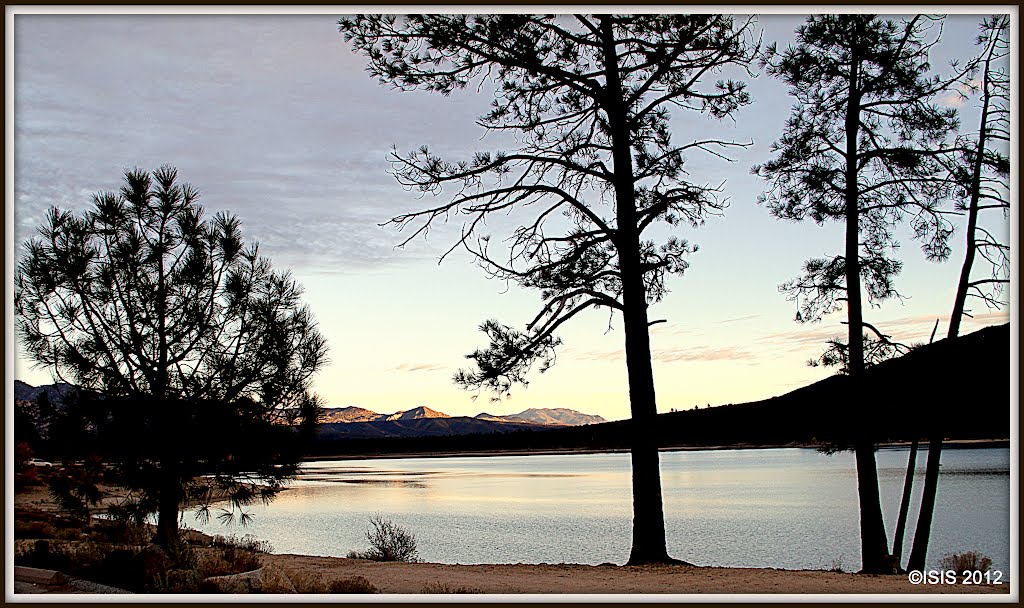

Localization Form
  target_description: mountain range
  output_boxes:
[14,379,605,441]
[320,405,605,426]
[315,405,606,440]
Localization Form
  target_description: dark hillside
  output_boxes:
[309,323,1009,457]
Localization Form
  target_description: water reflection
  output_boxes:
[184,447,1009,572]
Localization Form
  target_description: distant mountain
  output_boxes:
[511,408,606,426]
[320,405,450,424]
[474,412,532,424]
[320,405,602,428]
[385,406,448,421]
[321,406,382,424]
[14,380,76,406]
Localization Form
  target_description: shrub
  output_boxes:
[16,539,76,573]
[328,576,379,594]
[45,457,107,526]
[151,568,202,593]
[421,581,484,594]
[16,539,149,592]
[216,543,263,574]
[349,513,419,562]
[940,551,993,573]
[90,517,150,545]
[14,519,57,539]
[287,570,328,593]
[209,534,272,554]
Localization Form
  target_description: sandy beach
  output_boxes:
[264,554,1010,595]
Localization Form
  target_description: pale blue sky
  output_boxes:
[8,10,1013,421]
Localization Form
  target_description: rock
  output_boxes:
[67,579,133,594]
[200,565,296,594]
[15,566,67,586]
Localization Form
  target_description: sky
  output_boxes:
[6,8,1015,422]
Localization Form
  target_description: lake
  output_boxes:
[185,446,1010,573]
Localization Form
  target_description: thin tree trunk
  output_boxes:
[599,15,672,565]
[892,439,919,566]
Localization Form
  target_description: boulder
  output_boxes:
[200,564,296,594]
[14,566,67,586]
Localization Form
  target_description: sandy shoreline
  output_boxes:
[264,554,1010,595]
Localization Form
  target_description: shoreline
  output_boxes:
[303,438,1010,462]
[261,553,1010,595]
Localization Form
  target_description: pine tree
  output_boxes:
[754,15,965,573]
[340,14,756,564]
[16,166,328,546]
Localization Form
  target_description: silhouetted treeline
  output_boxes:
[308,324,1009,457]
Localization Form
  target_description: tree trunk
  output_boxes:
[153,394,181,548]
[853,440,891,573]
[599,15,673,566]
[622,301,671,565]
[844,39,891,574]
[892,439,919,567]
[154,465,181,548]
[907,436,943,571]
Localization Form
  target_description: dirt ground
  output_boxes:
[264,554,1010,595]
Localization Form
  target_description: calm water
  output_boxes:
[185,447,1010,572]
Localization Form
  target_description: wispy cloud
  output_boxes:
[757,325,846,352]
[718,314,763,324]
[757,311,1010,354]
[568,348,624,363]
[391,363,447,373]
[569,345,756,364]
[655,346,756,363]
[962,310,1011,327]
